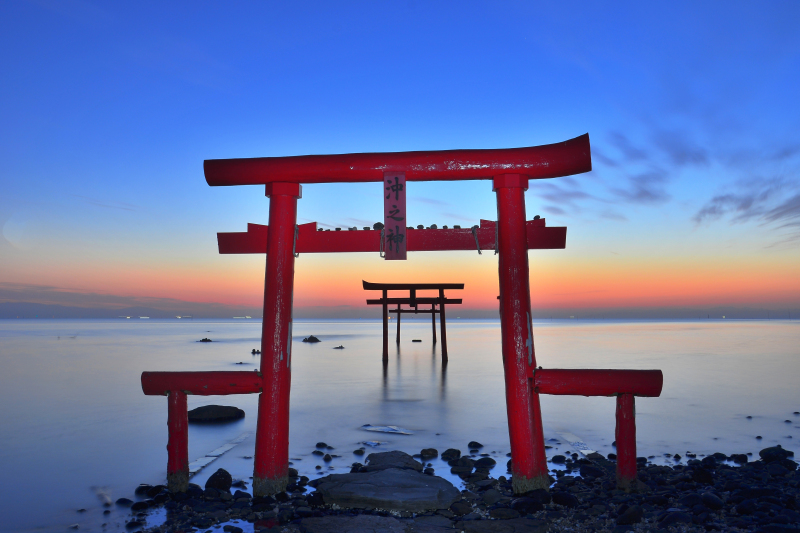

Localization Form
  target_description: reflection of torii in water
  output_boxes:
[141,133,664,496]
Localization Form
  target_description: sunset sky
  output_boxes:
[1,1,799,317]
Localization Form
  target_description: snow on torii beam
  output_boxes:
[204,134,591,185]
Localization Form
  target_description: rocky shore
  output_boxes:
[125,444,799,533]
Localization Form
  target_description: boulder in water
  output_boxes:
[188,405,244,423]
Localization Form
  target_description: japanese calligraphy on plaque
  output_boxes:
[383,171,407,260]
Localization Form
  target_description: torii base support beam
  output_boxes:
[534,368,663,491]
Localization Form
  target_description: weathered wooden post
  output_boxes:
[396,304,401,344]
[166,390,189,492]
[494,173,549,493]
[616,393,637,490]
[253,182,301,496]
[431,303,437,343]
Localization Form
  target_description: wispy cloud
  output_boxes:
[693,178,800,245]
[611,171,671,205]
[651,130,709,167]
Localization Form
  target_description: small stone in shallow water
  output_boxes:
[468,441,483,449]
[756,435,763,439]
[441,448,461,461]
[205,468,232,491]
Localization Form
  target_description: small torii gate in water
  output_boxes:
[141,133,663,497]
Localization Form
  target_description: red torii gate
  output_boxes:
[141,133,663,496]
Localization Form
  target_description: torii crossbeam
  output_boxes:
[141,133,664,497]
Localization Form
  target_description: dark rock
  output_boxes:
[736,499,757,515]
[302,335,321,343]
[768,463,790,477]
[692,468,714,484]
[323,453,332,462]
[134,484,152,496]
[510,496,544,514]
[522,488,551,505]
[730,453,748,464]
[300,515,411,533]
[552,492,579,508]
[199,338,212,342]
[760,446,792,463]
[423,467,435,475]
[457,518,549,532]
[188,405,245,422]
[579,464,605,478]
[450,500,473,516]
[701,492,724,510]
[468,441,484,449]
[131,500,150,511]
[616,504,643,525]
[420,448,438,460]
[482,489,503,505]
[115,497,133,506]
[306,491,324,506]
[441,448,461,461]
[205,468,233,491]
[311,467,460,512]
[551,455,566,464]
[679,493,702,507]
[474,457,496,468]
[490,507,521,519]
[363,450,423,472]
[353,448,365,456]
[316,442,328,448]
[660,511,693,526]
[312,449,324,456]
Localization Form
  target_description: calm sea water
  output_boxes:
[0,318,798,532]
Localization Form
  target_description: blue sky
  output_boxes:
[1,1,799,314]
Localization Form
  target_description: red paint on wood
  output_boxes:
[205,134,592,186]
[141,371,262,396]
[218,219,565,255]
[363,281,464,290]
[167,391,188,479]
[253,184,298,493]
[383,172,407,260]
[616,394,637,484]
[495,175,549,491]
[534,369,663,397]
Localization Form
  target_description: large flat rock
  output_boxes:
[299,514,451,533]
[456,518,550,533]
[311,467,460,512]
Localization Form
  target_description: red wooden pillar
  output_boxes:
[494,174,549,494]
[166,390,189,492]
[439,289,448,364]
[253,182,301,496]
[616,393,637,490]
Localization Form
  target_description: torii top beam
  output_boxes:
[204,134,591,186]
